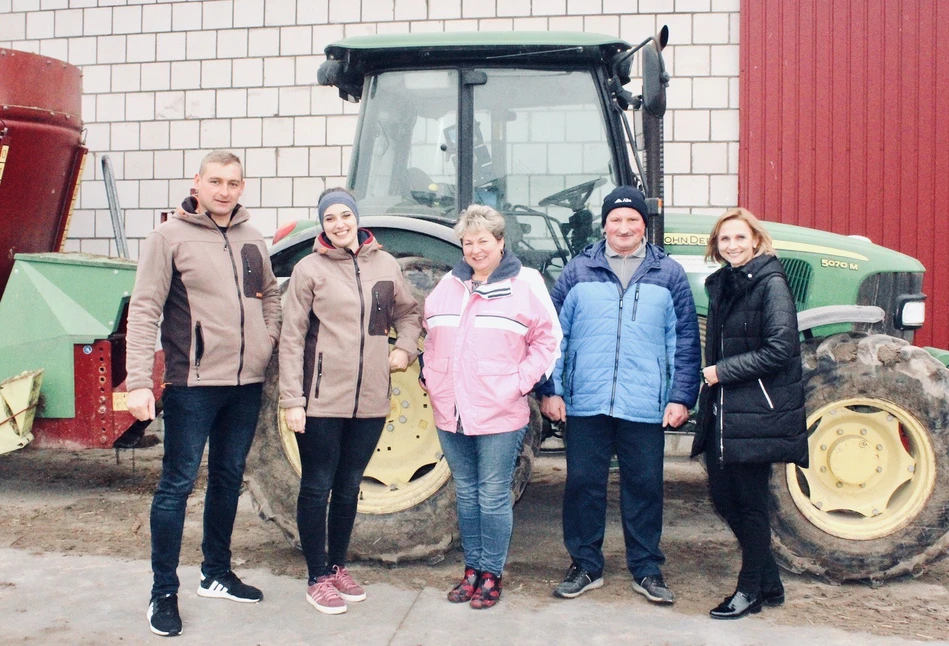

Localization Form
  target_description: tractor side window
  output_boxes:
[471,69,616,279]
[351,70,459,220]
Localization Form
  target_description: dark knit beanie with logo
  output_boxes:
[601,186,649,227]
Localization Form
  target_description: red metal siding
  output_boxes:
[740,1,949,347]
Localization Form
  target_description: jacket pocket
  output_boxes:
[240,244,265,299]
[758,378,775,409]
[565,351,576,400]
[314,352,324,399]
[368,280,395,336]
[656,357,667,409]
[194,321,204,380]
[629,283,641,321]
[476,359,521,403]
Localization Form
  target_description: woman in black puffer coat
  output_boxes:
[692,207,808,620]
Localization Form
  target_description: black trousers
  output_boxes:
[295,416,384,582]
[706,454,781,596]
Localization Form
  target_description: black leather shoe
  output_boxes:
[710,591,763,619]
[762,582,785,606]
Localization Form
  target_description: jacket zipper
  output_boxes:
[314,352,323,398]
[607,255,655,416]
[718,384,725,466]
[351,252,366,417]
[194,321,204,381]
[758,378,774,409]
[221,228,246,384]
[608,282,624,416]
[453,279,474,434]
[718,333,725,465]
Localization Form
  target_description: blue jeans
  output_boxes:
[150,383,262,597]
[295,416,384,582]
[438,426,527,577]
[562,415,665,580]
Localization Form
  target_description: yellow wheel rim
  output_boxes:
[785,397,936,540]
[277,343,450,516]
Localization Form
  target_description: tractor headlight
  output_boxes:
[895,294,926,329]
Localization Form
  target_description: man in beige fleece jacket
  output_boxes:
[125,150,281,637]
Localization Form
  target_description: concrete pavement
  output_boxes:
[0,548,940,645]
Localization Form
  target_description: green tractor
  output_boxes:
[245,30,949,583]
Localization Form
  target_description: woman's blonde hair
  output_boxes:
[453,204,506,241]
[704,207,775,263]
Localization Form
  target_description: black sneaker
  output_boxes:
[633,574,675,604]
[197,570,263,603]
[553,563,604,599]
[147,593,182,637]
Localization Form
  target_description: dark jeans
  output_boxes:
[706,456,781,596]
[150,383,263,597]
[563,415,665,580]
[295,416,384,582]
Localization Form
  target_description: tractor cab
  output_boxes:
[312,31,668,283]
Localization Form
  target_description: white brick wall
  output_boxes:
[0,0,740,248]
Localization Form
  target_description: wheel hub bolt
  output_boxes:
[401,400,409,408]
[860,483,866,488]
[393,387,401,395]
[837,429,844,435]
[876,466,883,473]
[876,445,883,451]
[820,466,827,472]
[399,415,407,423]
[836,482,843,488]
[860,428,867,435]
[386,424,394,431]
[908,465,916,473]
[872,508,880,516]
[820,444,827,451]
[815,501,824,509]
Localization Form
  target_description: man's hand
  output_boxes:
[388,348,410,372]
[127,388,156,422]
[663,402,689,429]
[540,395,566,423]
[285,406,306,433]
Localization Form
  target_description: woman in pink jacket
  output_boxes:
[422,205,561,609]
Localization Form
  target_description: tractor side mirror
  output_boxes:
[642,26,670,118]
[317,59,363,102]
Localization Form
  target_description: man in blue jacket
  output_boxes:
[540,186,700,604]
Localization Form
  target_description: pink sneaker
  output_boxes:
[306,576,347,615]
[331,565,367,602]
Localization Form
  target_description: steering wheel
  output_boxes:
[538,178,606,211]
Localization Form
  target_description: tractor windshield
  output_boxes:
[350,67,616,279]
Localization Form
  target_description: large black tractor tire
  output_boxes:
[244,256,543,563]
[769,333,949,582]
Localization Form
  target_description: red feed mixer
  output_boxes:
[0,49,162,451]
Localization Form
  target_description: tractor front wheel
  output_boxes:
[769,333,949,582]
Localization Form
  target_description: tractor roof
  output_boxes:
[323,31,631,69]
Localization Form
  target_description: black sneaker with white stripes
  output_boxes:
[197,570,263,603]
[147,593,182,637]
